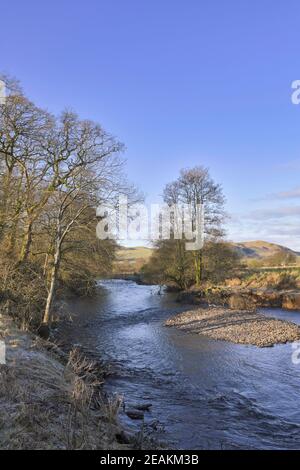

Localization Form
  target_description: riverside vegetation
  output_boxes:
[124,245,300,345]
[138,171,300,346]
[138,169,300,313]
[0,74,140,331]
[0,75,140,450]
[0,314,127,449]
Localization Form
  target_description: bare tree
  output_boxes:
[41,111,125,324]
[0,75,142,332]
[178,167,225,284]
[163,166,225,285]
[0,75,52,256]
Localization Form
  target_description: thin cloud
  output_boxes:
[227,216,300,251]
[242,206,300,220]
[256,187,300,201]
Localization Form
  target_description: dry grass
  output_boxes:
[222,271,300,291]
[0,314,128,450]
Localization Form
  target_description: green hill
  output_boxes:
[113,241,300,274]
[232,241,300,261]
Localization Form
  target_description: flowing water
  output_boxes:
[59,279,300,449]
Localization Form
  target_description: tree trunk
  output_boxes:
[7,172,23,254]
[194,250,203,286]
[43,253,49,277]
[19,221,33,262]
[7,221,18,254]
[43,247,60,324]
[0,167,13,239]
[43,207,85,324]
[7,209,21,254]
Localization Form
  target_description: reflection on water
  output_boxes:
[59,280,300,449]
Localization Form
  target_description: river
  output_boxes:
[58,279,300,449]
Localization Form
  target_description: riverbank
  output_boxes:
[176,286,300,310]
[165,307,300,347]
[58,280,300,449]
[0,312,130,450]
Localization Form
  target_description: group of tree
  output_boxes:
[142,167,242,289]
[0,75,243,328]
[0,75,134,329]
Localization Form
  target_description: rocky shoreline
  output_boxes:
[165,307,300,347]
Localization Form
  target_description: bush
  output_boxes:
[0,255,47,330]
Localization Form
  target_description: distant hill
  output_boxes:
[231,241,300,260]
[113,241,300,274]
[114,246,154,274]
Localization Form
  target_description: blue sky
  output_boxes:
[2,0,300,249]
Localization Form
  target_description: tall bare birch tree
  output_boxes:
[41,111,124,324]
